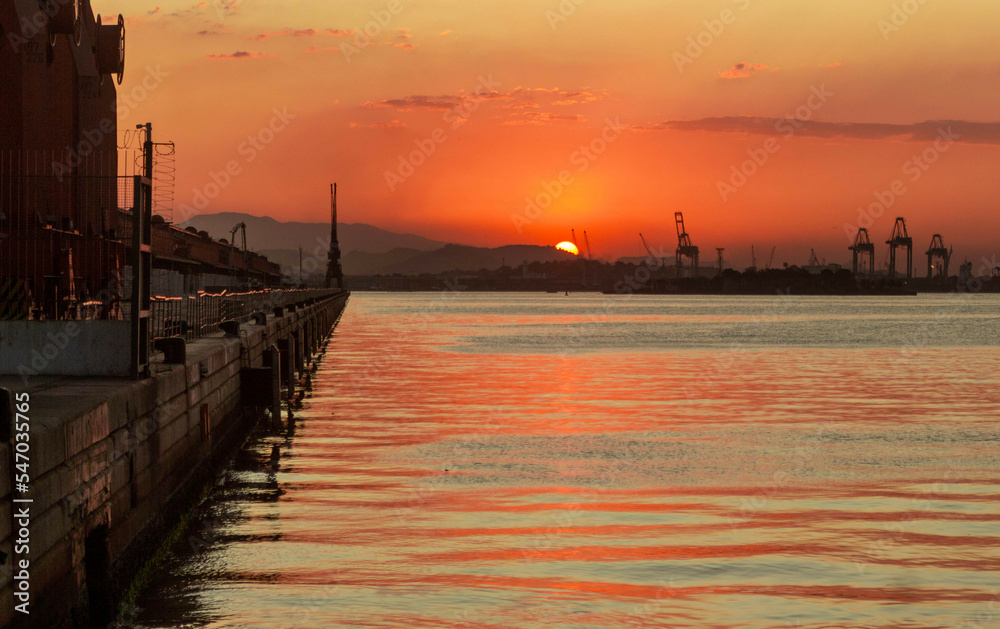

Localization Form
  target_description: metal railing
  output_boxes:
[149,288,342,342]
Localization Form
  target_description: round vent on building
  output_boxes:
[46,0,82,47]
[95,14,125,85]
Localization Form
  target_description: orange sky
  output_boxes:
[105,0,1000,270]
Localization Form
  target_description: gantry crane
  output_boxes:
[808,249,822,267]
[639,233,665,268]
[886,217,913,279]
[849,228,875,277]
[583,230,593,260]
[228,221,247,272]
[716,248,725,276]
[674,212,699,277]
[229,221,247,252]
[571,229,586,286]
[926,234,951,280]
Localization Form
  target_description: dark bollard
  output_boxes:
[153,337,187,364]
[292,327,305,375]
[273,306,284,318]
[219,320,241,337]
[276,338,295,401]
[267,345,281,426]
[250,312,267,326]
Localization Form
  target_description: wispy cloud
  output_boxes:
[247,28,358,41]
[363,95,464,110]
[363,87,605,112]
[719,62,777,80]
[503,112,586,126]
[632,116,1000,144]
[350,120,407,129]
[197,26,233,36]
[206,51,272,60]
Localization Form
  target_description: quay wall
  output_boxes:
[0,291,350,628]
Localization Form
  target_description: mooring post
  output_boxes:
[286,339,296,401]
[267,345,281,428]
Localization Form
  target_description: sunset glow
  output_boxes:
[103,0,1000,267]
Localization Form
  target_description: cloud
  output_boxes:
[363,95,463,110]
[440,30,452,36]
[395,42,416,50]
[551,91,601,106]
[206,51,270,59]
[503,112,586,126]
[631,116,1000,145]
[166,1,238,20]
[148,6,161,15]
[251,28,317,40]
[251,28,357,40]
[362,87,605,113]
[197,26,233,35]
[396,28,412,39]
[719,62,777,80]
[350,120,407,129]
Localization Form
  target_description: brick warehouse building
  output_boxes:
[1,1,281,320]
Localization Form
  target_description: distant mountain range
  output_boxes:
[178,212,447,254]
[179,212,576,276]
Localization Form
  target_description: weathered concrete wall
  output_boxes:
[0,322,132,378]
[0,291,349,628]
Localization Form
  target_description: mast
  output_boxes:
[325,183,344,289]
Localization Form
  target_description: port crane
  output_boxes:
[926,234,951,279]
[582,231,593,260]
[766,246,776,270]
[674,212,699,278]
[886,217,913,279]
[849,228,875,277]
[227,221,248,273]
[571,229,586,286]
[229,221,247,252]
[639,233,667,269]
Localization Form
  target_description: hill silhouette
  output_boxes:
[178,212,448,254]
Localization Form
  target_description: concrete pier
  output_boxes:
[0,292,349,628]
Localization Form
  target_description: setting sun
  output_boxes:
[555,241,579,256]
